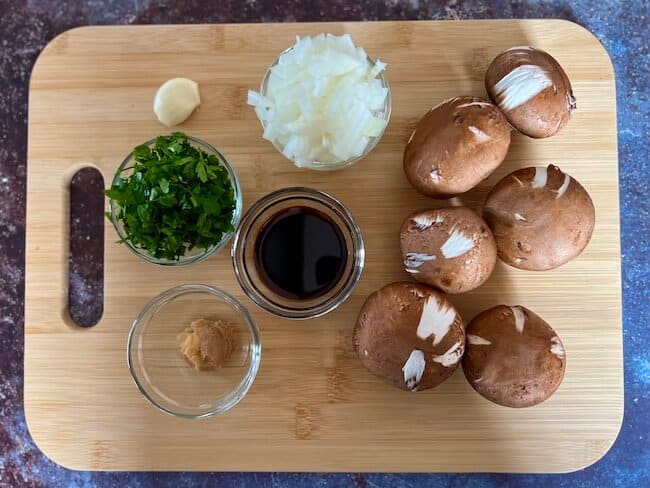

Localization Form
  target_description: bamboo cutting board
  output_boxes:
[25,20,622,472]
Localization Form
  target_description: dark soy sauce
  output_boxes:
[255,206,348,300]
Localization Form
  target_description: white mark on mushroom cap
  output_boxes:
[405,268,420,274]
[514,213,527,221]
[532,166,548,188]
[429,98,452,113]
[364,349,369,357]
[550,336,566,357]
[412,214,443,230]
[512,175,524,187]
[404,252,436,269]
[567,91,577,110]
[505,45,534,51]
[511,306,526,333]
[402,349,426,391]
[412,215,432,230]
[441,229,475,259]
[468,125,490,142]
[411,287,426,298]
[430,169,440,182]
[432,341,465,367]
[553,174,571,198]
[494,64,553,111]
[467,334,492,345]
[474,376,484,383]
[416,295,457,345]
[456,101,494,109]
[407,128,417,144]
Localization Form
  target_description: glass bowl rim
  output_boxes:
[231,186,365,319]
[258,47,392,171]
[108,135,243,266]
[126,283,261,419]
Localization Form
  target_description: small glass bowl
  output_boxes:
[108,136,243,266]
[258,51,392,171]
[231,187,365,319]
[127,284,261,419]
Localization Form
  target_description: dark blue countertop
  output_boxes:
[0,0,648,486]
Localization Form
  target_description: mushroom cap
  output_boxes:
[462,305,566,408]
[483,164,595,271]
[353,282,465,391]
[403,96,511,198]
[400,207,497,294]
[485,46,576,138]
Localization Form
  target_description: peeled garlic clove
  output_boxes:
[153,78,201,127]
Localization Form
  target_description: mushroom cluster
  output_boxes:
[354,46,593,407]
[399,45,594,279]
[404,46,578,201]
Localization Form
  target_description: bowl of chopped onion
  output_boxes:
[248,33,391,171]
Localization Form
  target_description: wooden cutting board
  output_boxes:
[25,20,622,473]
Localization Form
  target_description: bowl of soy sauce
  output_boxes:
[231,187,365,319]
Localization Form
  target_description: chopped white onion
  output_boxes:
[248,33,388,168]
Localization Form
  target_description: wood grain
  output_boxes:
[25,20,622,472]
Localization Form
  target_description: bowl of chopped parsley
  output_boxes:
[106,132,242,265]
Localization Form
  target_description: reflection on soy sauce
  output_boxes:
[254,206,348,300]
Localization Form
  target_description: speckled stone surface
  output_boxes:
[1,0,648,486]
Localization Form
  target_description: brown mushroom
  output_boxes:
[485,46,576,138]
[483,164,595,271]
[353,282,465,391]
[403,96,511,198]
[400,207,497,294]
[462,305,566,408]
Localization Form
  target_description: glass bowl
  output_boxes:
[258,51,392,171]
[127,284,261,419]
[231,187,365,319]
[108,136,243,266]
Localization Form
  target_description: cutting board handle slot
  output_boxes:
[66,166,105,328]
